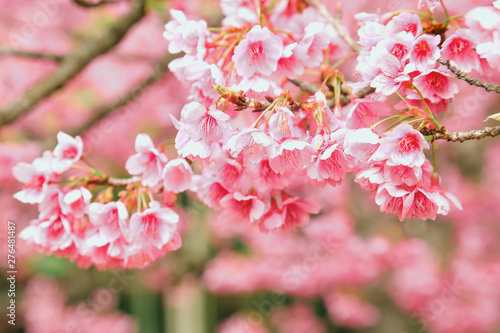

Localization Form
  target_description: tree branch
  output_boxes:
[0,0,146,129]
[73,0,116,7]
[305,0,361,53]
[0,49,64,62]
[429,126,500,142]
[438,59,500,94]
[69,53,179,136]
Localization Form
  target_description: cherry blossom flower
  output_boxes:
[412,69,459,103]
[162,158,193,193]
[371,123,429,168]
[232,25,284,78]
[260,194,320,232]
[219,191,267,224]
[125,133,168,187]
[13,151,57,204]
[410,34,441,72]
[60,186,92,218]
[129,201,179,249]
[269,139,314,175]
[295,22,330,68]
[163,9,208,59]
[277,43,305,79]
[224,128,274,164]
[441,29,480,73]
[88,201,129,245]
[51,132,83,173]
[308,136,352,186]
[345,99,391,129]
[386,12,423,38]
[375,183,409,221]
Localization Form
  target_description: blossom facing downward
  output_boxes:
[129,201,179,249]
[232,25,284,78]
[371,123,429,167]
[162,158,193,193]
[125,134,168,187]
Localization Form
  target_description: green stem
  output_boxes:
[440,0,451,25]
[411,86,442,130]
[370,115,400,129]
[383,116,414,132]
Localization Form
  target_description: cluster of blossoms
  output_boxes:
[14,132,183,269]
[12,0,500,270]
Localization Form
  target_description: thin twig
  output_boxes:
[438,59,500,94]
[0,0,146,129]
[429,126,500,142]
[305,0,361,53]
[288,78,317,94]
[69,53,179,136]
[0,49,64,62]
[73,0,116,7]
[107,175,141,186]
[288,78,375,107]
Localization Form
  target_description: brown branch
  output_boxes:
[69,53,179,136]
[0,0,146,129]
[214,84,271,111]
[288,78,375,107]
[438,59,500,94]
[73,0,116,7]
[0,49,64,62]
[305,0,361,53]
[429,126,500,142]
[106,175,141,186]
[288,78,317,95]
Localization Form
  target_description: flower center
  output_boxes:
[64,146,78,159]
[397,133,420,153]
[248,42,264,65]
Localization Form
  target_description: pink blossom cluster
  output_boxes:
[14,132,183,269]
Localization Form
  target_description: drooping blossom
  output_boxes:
[88,201,129,245]
[370,123,429,167]
[162,158,193,193]
[129,201,179,249]
[441,29,480,73]
[125,133,168,187]
[412,69,459,103]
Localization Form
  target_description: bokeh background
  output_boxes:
[1,0,500,332]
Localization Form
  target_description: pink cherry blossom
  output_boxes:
[232,25,284,78]
[125,133,168,187]
[441,29,480,73]
[295,22,330,68]
[268,106,299,141]
[88,201,129,245]
[268,139,314,175]
[163,9,208,59]
[60,186,92,218]
[259,194,320,232]
[224,128,274,164]
[386,12,423,38]
[345,99,391,129]
[308,137,352,186]
[410,34,441,72]
[51,132,84,173]
[13,151,58,204]
[277,43,305,79]
[412,69,459,103]
[219,191,267,224]
[324,291,380,328]
[366,46,415,95]
[129,201,179,249]
[162,158,193,193]
[375,183,409,221]
[371,123,429,167]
